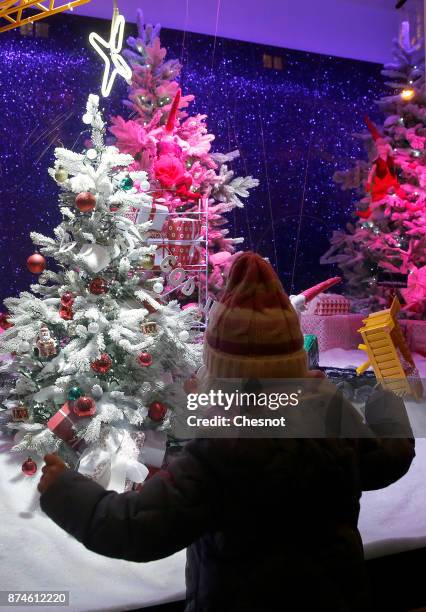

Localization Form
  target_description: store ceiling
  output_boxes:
[73,0,412,64]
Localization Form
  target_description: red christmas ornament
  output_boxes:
[61,292,74,307]
[0,312,13,330]
[22,457,37,476]
[148,401,167,422]
[138,352,153,367]
[89,277,108,295]
[75,192,96,213]
[73,396,96,417]
[27,253,46,274]
[59,306,74,320]
[91,353,113,374]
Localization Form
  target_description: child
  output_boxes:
[39,252,415,611]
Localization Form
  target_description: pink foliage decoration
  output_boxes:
[321,21,426,318]
[110,10,259,295]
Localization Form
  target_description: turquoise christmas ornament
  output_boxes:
[119,177,134,191]
[68,386,83,401]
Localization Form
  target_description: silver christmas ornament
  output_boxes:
[91,384,104,400]
[19,341,31,353]
[88,322,100,334]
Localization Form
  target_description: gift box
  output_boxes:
[151,240,202,268]
[301,313,364,352]
[400,319,426,356]
[305,293,351,316]
[304,334,319,369]
[132,200,169,232]
[148,217,204,268]
[123,431,146,491]
[47,402,86,451]
[78,429,148,493]
[165,217,202,242]
[140,430,166,469]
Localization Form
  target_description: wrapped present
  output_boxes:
[305,293,350,316]
[134,199,169,232]
[400,319,426,356]
[140,430,166,469]
[47,402,86,451]
[301,313,364,351]
[304,334,319,369]
[165,217,202,242]
[78,429,148,493]
[148,217,204,268]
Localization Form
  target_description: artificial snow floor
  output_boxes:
[321,349,426,560]
[1,350,426,611]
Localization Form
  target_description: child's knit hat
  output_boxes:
[204,252,307,378]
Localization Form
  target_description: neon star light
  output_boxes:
[89,3,132,98]
[0,1,92,34]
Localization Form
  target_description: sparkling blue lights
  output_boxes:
[0,13,385,303]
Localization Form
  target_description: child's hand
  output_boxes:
[306,370,326,379]
[38,454,67,494]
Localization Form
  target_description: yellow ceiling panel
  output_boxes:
[0,0,92,34]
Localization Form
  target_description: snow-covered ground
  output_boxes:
[320,349,426,559]
[0,431,186,612]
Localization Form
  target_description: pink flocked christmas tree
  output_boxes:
[110,10,259,295]
[321,21,426,318]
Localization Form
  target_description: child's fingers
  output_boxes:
[307,370,326,379]
[44,453,63,467]
[37,474,47,493]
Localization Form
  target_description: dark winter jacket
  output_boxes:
[40,389,415,612]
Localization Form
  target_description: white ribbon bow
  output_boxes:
[78,428,148,492]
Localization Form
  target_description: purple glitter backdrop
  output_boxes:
[0,13,386,305]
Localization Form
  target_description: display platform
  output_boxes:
[1,348,426,611]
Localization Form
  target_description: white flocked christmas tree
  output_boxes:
[0,94,202,488]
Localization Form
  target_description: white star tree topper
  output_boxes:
[89,3,132,98]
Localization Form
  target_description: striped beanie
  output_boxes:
[204,252,307,378]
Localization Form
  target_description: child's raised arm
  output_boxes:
[39,448,216,563]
